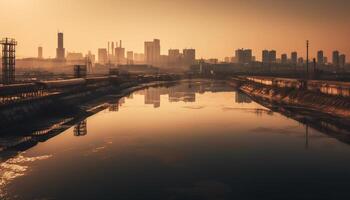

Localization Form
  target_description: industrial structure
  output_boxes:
[1,38,17,85]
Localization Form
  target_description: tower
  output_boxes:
[38,46,43,59]
[56,32,65,61]
[1,38,17,85]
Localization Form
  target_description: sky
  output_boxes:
[0,0,349,60]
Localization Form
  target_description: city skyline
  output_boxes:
[0,0,349,60]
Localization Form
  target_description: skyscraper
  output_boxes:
[56,32,65,61]
[183,49,196,66]
[268,50,276,63]
[168,49,180,66]
[291,52,297,65]
[235,49,252,64]
[262,50,269,64]
[115,41,125,65]
[332,51,339,66]
[38,46,43,59]
[98,48,108,64]
[127,51,134,64]
[317,50,324,64]
[281,54,287,64]
[144,39,161,66]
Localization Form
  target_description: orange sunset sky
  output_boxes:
[0,0,349,61]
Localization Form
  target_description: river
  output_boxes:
[1,80,350,200]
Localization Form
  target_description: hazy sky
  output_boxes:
[0,0,349,60]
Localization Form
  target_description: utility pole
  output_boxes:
[306,40,309,79]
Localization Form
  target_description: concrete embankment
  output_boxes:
[0,80,177,130]
[229,77,350,123]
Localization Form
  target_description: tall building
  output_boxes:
[38,46,43,59]
[332,51,339,66]
[281,54,287,64]
[168,49,180,65]
[127,51,134,64]
[339,54,346,67]
[235,49,252,64]
[98,48,108,64]
[268,50,276,63]
[115,48,125,64]
[317,50,324,64]
[144,39,160,66]
[56,32,65,60]
[183,49,196,66]
[291,52,297,65]
[262,50,269,63]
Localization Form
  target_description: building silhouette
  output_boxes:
[281,54,287,64]
[268,50,276,63]
[339,54,346,67]
[38,46,43,59]
[168,49,180,66]
[56,32,65,61]
[262,50,269,64]
[317,50,324,64]
[332,50,340,66]
[235,49,252,64]
[291,52,298,65]
[144,39,160,66]
[127,51,134,64]
[98,48,108,64]
[183,49,196,66]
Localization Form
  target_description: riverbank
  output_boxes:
[229,77,350,128]
[0,80,177,135]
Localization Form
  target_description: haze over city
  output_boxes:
[1,1,350,200]
[0,0,349,59]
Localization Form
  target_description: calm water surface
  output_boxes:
[1,80,350,200]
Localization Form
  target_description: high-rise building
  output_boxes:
[56,32,65,60]
[115,48,125,64]
[332,51,340,66]
[262,50,269,63]
[317,50,324,64]
[268,50,276,63]
[339,54,346,67]
[291,52,297,65]
[98,48,108,64]
[183,49,196,66]
[38,46,43,59]
[168,49,180,63]
[235,49,252,64]
[281,54,287,64]
[127,51,134,64]
[144,39,160,66]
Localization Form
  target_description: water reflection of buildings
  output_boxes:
[109,97,126,112]
[74,120,87,136]
[138,81,233,108]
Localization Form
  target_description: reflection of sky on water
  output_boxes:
[0,154,52,199]
[1,81,350,199]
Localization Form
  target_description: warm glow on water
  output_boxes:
[1,81,350,199]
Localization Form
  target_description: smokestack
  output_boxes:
[111,42,114,56]
[108,42,110,56]
[120,40,122,48]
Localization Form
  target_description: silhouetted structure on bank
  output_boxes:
[1,38,17,85]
